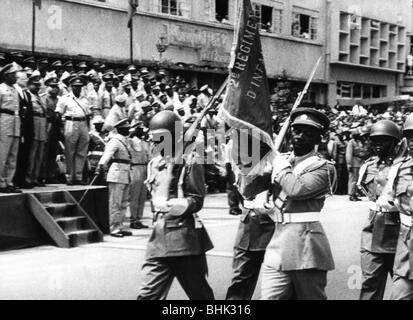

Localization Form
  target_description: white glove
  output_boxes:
[253,191,274,211]
[167,198,189,216]
[272,152,291,181]
[153,196,170,213]
[376,195,396,211]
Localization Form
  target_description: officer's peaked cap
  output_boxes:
[290,107,330,133]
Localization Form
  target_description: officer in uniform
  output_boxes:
[357,120,401,300]
[260,108,336,300]
[40,76,62,183]
[225,155,275,300]
[56,76,92,185]
[376,116,413,300]
[129,123,150,229]
[0,63,23,193]
[100,73,115,119]
[88,115,107,185]
[97,119,133,238]
[25,72,47,187]
[137,110,214,300]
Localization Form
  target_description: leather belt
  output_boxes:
[368,201,399,213]
[65,116,86,121]
[32,112,46,118]
[273,212,320,224]
[131,163,147,166]
[0,109,16,116]
[400,213,412,227]
[112,159,130,164]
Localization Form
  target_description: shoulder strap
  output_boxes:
[71,95,88,117]
[293,156,320,175]
[388,160,406,191]
[357,158,376,186]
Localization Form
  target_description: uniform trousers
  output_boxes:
[226,248,265,300]
[360,249,395,300]
[137,255,214,300]
[390,276,413,300]
[130,164,147,223]
[348,166,360,196]
[108,182,130,232]
[260,265,328,300]
[26,140,45,183]
[0,135,19,188]
[226,163,240,212]
[64,121,89,182]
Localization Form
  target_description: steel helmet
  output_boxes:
[149,110,182,135]
[403,114,413,133]
[370,120,400,141]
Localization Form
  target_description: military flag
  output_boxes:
[219,0,274,198]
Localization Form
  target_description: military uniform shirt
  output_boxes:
[0,82,21,137]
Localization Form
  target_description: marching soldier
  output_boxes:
[137,110,214,300]
[357,120,401,300]
[260,108,336,300]
[25,72,48,187]
[376,114,413,299]
[0,63,23,193]
[226,155,275,300]
[55,76,92,185]
[128,123,150,229]
[97,119,133,237]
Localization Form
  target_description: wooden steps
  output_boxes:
[27,191,103,248]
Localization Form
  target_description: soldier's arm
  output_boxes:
[182,163,206,214]
[274,163,333,200]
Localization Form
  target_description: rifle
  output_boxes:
[273,56,322,151]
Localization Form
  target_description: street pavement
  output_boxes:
[0,194,393,300]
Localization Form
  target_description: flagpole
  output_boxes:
[32,0,36,57]
[130,19,133,64]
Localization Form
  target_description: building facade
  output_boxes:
[0,0,411,106]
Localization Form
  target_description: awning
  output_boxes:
[337,95,413,106]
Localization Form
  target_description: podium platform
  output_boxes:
[0,184,108,251]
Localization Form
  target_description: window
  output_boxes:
[252,3,282,33]
[273,9,282,34]
[292,12,318,40]
[161,0,181,16]
[215,0,229,22]
[337,82,385,99]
